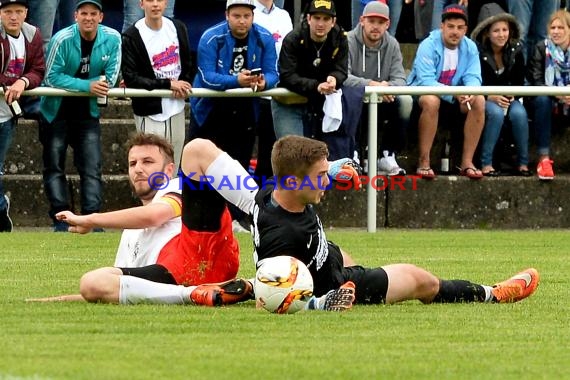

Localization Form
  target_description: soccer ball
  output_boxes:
[254,256,314,314]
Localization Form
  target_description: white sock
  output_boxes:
[482,285,494,302]
[205,152,258,214]
[119,276,194,305]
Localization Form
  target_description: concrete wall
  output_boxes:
[4,99,570,229]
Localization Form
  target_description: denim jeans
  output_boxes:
[507,0,561,61]
[431,0,457,30]
[387,0,405,36]
[39,117,102,220]
[271,100,308,139]
[0,118,16,211]
[530,96,553,156]
[27,0,75,53]
[122,0,176,32]
[480,100,529,167]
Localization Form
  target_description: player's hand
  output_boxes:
[55,211,92,234]
[328,158,362,190]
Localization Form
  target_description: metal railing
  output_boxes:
[19,85,570,232]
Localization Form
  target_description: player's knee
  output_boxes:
[410,266,439,302]
[79,271,104,303]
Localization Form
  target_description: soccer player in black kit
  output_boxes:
[173,136,540,311]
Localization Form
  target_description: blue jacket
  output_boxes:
[407,29,481,104]
[41,23,121,123]
[191,21,278,126]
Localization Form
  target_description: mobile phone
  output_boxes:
[250,68,262,76]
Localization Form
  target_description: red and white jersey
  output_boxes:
[114,178,182,267]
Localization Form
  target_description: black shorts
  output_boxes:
[328,242,389,304]
[341,265,389,305]
[120,264,176,284]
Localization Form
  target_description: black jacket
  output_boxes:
[121,18,193,117]
[278,21,348,103]
[527,40,547,86]
[478,40,525,97]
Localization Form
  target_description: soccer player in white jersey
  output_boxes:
[29,133,251,306]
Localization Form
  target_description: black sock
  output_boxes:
[432,280,486,303]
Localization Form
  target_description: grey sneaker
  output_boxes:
[378,150,406,176]
[320,281,356,311]
[0,195,13,232]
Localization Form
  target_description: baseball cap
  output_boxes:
[226,0,255,10]
[441,4,468,23]
[76,0,102,11]
[0,0,28,8]
[362,1,389,20]
[307,0,336,17]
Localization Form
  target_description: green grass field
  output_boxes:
[1,230,569,379]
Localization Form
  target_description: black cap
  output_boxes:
[76,0,102,11]
[441,4,468,23]
[307,0,336,17]
[0,0,28,9]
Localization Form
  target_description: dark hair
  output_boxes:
[126,132,175,164]
[271,135,328,184]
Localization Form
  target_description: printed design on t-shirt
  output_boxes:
[438,69,456,86]
[79,54,91,74]
[5,58,24,78]
[152,44,180,79]
[272,32,282,43]
[230,45,248,75]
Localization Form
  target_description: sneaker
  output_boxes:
[0,195,13,232]
[53,220,69,232]
[190,278,253,307]
[320,281,356,311]
[378,151,406,176]
[492,268,540,303]
[536,158,554,181]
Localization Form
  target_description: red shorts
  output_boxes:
[156,207,239,286]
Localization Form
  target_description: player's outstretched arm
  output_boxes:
[56,202,176,233]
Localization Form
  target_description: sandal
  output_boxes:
[516,168,532,177]
[482,169,500,177]
[416,167,436,180]
[459,167,483,180]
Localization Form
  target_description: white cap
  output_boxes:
[226,0,255,10]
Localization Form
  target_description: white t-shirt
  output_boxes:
[438,47,458,86]
[253,0,293,55]
[0,33,25,122]
[114,178,182,268]
[136,17,185,121]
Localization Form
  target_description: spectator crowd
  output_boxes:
[0,0,569,233]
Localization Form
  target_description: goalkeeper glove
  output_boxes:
[328,158,362,190]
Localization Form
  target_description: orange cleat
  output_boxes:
[492,268,539,303]
[190,278,253,307]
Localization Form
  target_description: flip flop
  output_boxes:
[416,167,436,180]
[460,167,483,180]
[482,169,500,177]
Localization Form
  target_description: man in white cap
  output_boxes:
[345,1,412,176]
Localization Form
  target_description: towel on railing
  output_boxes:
[322,89,343,132]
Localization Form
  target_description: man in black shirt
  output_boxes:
[180,135,540,311]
